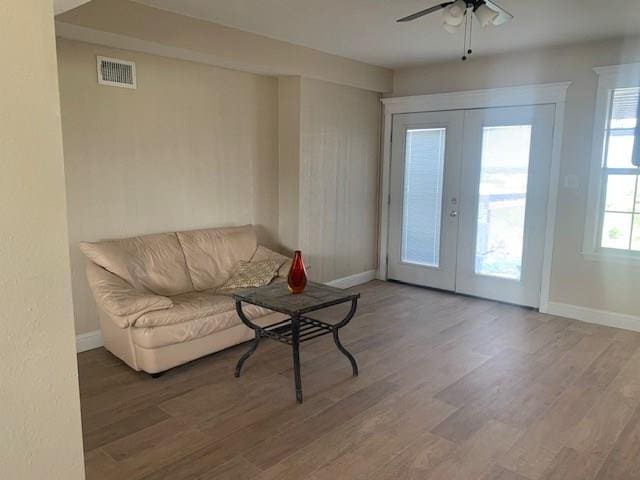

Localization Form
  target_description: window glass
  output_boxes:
[604,175,636,212]
[601,212,633,250]
[401,128,446,267]
[475,125,532,280]
[606,131,635,168]
[599,87,640,252]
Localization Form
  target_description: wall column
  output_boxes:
[0,1,85,477]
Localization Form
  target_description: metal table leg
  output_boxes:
[333,298,359,376]
[234,300,263,378]
[333,329,358,376]
[235,330,260,378]
[291,314,303,403]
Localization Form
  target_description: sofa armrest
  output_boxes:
[86,262,173,328]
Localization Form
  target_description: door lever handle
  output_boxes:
[449,210,458,217]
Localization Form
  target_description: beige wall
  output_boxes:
[55,1,387,336]
[0,1,84,478]
[56,0,392,93]
[59,40,382,336]
[393,37,640,317]
[58,39,280,335]
[278,76,302,252]
[299,78,381,282]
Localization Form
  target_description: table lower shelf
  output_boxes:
[260,316,334,345]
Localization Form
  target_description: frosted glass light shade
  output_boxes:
[443,11,464,26]
[475,3,499,26]
[448,0,467,17]
[443,21,461,34]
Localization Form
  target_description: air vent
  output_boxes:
[97,56,137,89]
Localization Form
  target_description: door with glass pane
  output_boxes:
[387,111,464,290]
[387,104,555,307]
[455,105,555,306]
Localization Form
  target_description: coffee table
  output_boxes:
[233,281,360,403]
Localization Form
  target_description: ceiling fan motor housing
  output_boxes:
[466,1,487,10]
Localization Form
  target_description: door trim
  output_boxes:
[378,82,571,312]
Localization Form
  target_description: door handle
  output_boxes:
[449,210,458,217]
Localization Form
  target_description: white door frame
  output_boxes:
[378,82,571,312]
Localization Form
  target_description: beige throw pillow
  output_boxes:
[251,245,291,277]
[220,259,282,290]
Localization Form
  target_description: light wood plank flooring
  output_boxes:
[78,280,640,480]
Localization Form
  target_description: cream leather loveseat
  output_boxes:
[80,225,289,374]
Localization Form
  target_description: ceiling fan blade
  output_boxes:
[397,2,455,22]
[484,0,513,25]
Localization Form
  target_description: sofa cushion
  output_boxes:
[135,291,234,328]
[80,232,194,296]
[132,300,284,349]
[177,225,258,291]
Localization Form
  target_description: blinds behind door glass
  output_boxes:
[608,87,640,168]
[401,128,446,267]
[610,87,639,129]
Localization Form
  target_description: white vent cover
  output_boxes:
[97,56,137,89]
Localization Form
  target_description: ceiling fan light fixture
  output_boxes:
[396,0,514,60]
[474,3,499,27]
[443,10,464,26]
[447,0,467,18]
[443,21,461,34]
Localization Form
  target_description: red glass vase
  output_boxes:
[287,250,308,294]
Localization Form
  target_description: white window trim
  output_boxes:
[583,63,640,265]
[378,82,571,313]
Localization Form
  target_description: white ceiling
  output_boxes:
[54,0,92,15]
[132,0,640,68]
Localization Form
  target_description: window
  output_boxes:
[584,64,640,261]
[600,88,640,251]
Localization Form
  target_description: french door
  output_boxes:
[387,104,555,307]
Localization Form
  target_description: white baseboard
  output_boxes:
[325,270,377,289]
[545,302,640,333]
[76,330,104,353]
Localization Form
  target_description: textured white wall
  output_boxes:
[0,1,85,478]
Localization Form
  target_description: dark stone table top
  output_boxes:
[232,281,359,316]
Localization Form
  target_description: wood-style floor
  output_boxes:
[79,280,640,480]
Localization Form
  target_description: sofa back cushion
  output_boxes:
[177,225,257,291]
[80,232,193,296]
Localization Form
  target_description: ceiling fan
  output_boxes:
[397,0,513,60]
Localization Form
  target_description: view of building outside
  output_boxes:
[475,124,532,280]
